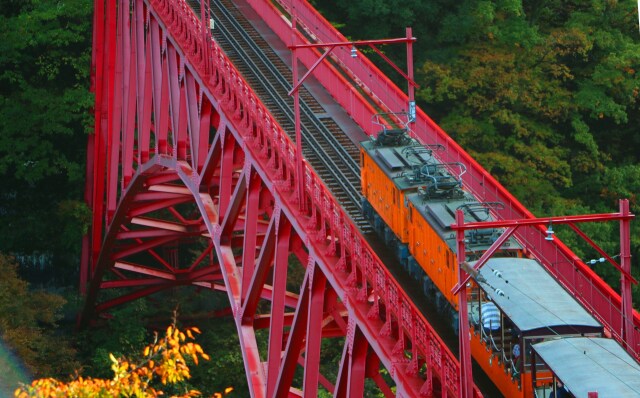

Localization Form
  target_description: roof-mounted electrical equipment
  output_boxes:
[370,112,412,147]
[415,162,466,199]
[456,202,505,222]
[454,202,506,246]
[400,143,445,165]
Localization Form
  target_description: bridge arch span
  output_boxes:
[81,1,479,396]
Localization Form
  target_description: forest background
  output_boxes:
[0,0,638,396]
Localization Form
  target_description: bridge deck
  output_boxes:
[84,0,479,395]
[215,1,503,395]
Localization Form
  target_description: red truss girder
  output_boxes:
[83,0,483,396]
[253,0,639,358]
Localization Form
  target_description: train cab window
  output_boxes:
[468,283,481,327]
[522,337,549,373]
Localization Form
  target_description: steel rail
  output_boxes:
[205,1,365,221]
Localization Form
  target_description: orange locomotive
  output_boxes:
[360,122,605,397]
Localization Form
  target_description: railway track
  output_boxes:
[190,0,371,233]
[185,2,502,395]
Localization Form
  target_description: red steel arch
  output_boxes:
[81,0,483,396]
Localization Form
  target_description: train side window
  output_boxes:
[360,152,364,166]
[523,337,548,373]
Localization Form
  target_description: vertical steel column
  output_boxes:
[406,27,416,128]
[83,0,105,294]
[620,199,635,354]
[241,170,262,300]
[290,4,306,212]
[348,327,368,397]
[196,101,212,172]
[200,0,208,75]
[334,323,369,397]
[292,48,305,212]
[274,274,311,398]
[267,213,290,397]
[456,210,473,398]
[303,265,326,397]
[218,133,236,218]
[107,0,124,222]
[333,341,349,397]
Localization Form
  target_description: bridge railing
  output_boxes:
[148,0,482,395]
[248,0,639,357]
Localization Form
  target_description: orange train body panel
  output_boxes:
[359,133,606,398]
[360,137,529,396]
[360,147,410,243]
[407,200,459,309]
[470,331,524,397]
[361,141,506,312]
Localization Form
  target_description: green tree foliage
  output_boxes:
[0,0,92,269]
[417,0,640,210]
[315,0,640,301]
[415,1,640,297]
[0,254,78,379]
[0,0,92,183]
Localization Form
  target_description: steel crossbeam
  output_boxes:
[82,0,483,396]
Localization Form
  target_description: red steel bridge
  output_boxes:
[80,0,639,396]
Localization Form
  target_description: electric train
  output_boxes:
[359,117,640,397]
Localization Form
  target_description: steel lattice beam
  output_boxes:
[81,0,483,396]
